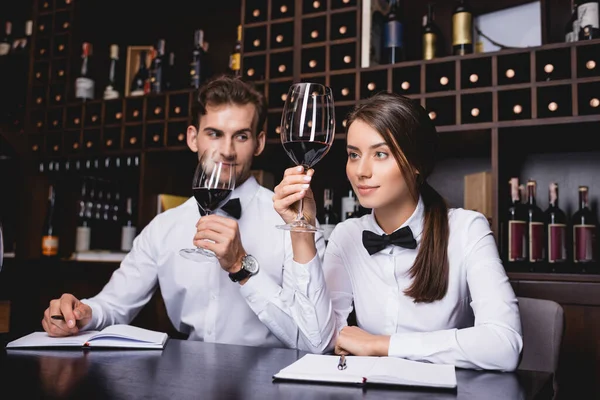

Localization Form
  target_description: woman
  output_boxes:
[273,92,523,371]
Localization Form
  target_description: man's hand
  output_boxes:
[334,326,390,357]
[41,293,92,337]
[194,214,246,274]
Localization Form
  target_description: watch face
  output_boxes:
[243,255,259,274]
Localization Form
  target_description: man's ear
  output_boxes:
[254,130,266,157]
[187,125,198,153]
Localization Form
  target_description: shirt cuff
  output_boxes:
[289,253,325,296]
[239,270,282,315]
[388,329,456,359]
[79,299,102,331]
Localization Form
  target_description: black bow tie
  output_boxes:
[198,198,242,219]
[362,226,417,255]
[221,198,242,219]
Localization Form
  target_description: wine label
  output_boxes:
[75,226,91,252]
[578,4,599,29]
[322,224,336,242]
[452,12,473,45]
[231,53,241,70]
[423,33,437,60]
[0,43,10,56]
[42,235,59,256]
[384,21,403,48]
[528,222,544,262]
[508,220,527,262]
[548,223,567,263]
[103,86,119,100]
[574,224,596,262]
[121,226,137,252]
[75,77,94,99]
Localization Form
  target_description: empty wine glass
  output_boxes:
[277,82,335,232]
[179,149,236,261]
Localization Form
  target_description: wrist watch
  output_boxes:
[228,254,259,282]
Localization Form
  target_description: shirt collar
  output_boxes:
[364,195,425,241]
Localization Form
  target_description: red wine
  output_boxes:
[193,188,232,214]
[572,185,597,263]
[283,140,330,168]
[544,182,567,263]
[507,177,527,262]
[525,180,544,262]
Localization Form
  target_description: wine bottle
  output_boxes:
[103,44,120,100]
[572,185,597,263]
[0,21,12,56]
[566,2,579,42]
[452,0,473,56]
[320,189,340,243]
[130,50,149,97]
[525,180,544,263]
[577,0,600,39]
[121,197,136,252]
[150,39,165,93]
[422,3,439,60]
[230,25,242,77]
[42,185,59,257]
[545,182,567,263]
[75,42,94,101]
[75,180,91,252]
[190,29,205,88]
[383,0,404,64]
[507,177,527,263]
[164,52,175,90]
[340,190,356,222]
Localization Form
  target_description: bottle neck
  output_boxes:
[579,189,590,210]
[527,184,536,205]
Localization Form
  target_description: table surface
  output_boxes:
[0,338,553,400]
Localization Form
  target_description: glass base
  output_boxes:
[179,247,216,261]
[276,219,322,233]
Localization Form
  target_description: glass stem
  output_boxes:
[296,198,305,222]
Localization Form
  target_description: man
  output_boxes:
[41,75,327,350]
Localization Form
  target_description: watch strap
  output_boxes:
[228,266,251,282]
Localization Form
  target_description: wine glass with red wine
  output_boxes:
[277,82,335,232]
[179,149,236,260]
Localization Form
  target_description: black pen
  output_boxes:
[51,315,65,321]
[337,354,347,370]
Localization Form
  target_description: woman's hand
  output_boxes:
[273,166,316,226]
[334,326,391,357]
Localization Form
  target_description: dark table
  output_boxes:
[0,338,553,399]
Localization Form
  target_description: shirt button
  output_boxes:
[211,294,217,301]
[207,330,212,336]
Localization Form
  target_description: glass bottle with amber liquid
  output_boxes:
[545,182,567,264]
[572,185,597,263]
[422,3,440,60]
[452,0,473,55]
[507,177,527,264]
[230,25,242,77]
[42,185,59,257]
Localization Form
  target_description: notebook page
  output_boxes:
[274,354,378,384]
[5,331,98,348]
[89,324,167,345]
[367,357,457,388]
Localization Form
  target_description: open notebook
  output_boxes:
[5,324,168,350]
[273,354,457,389]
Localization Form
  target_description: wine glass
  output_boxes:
[179,149,236,261]
[277,82,335,232]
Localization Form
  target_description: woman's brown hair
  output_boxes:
[346,92,449,303]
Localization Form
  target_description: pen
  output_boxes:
[51,315,65,321]
[337,354,347,370]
